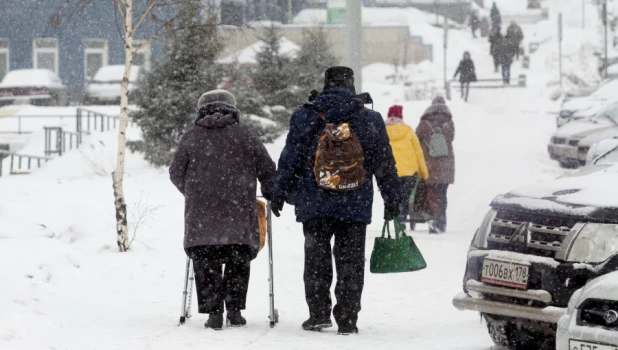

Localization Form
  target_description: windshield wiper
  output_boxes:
[602,113,618,126]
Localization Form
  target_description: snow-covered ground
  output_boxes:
[0,0,606,349]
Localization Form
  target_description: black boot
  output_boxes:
[204,312,223,330]
[337,325,359,335]
[226,310,247,327]
[302,317,333,331]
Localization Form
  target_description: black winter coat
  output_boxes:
[454,59,477,83]
[169,103,276,259]
[491,5,501,27]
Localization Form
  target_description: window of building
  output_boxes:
[33,38,59,74]
[84,39,109,80]
[0,39,8,81]
[132,40,151,71]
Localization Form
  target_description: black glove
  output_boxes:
[271,202,284,218]
[384,205,400,221]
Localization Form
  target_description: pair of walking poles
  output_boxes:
[178,201,279,328]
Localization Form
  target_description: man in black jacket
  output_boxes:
[271,67,401,335]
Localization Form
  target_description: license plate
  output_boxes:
[570,340,618,350]
[481,259,529,290]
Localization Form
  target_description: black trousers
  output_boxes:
[399,175,419,223]
[502,63,512,84]
[303,219,367,327]
[435,184,449,232]
[185,245,252,314]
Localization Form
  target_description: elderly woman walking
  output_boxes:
[170,89,276,330]
[416,97,455,234]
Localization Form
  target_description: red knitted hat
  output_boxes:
[388,105,403,119]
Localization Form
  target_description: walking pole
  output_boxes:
[267,201,279,327]
[179,257,194,325]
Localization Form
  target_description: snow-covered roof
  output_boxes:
[216,37,300,65]
[492,164,618,217]
[93,65,141,83]
[0,69,64,89]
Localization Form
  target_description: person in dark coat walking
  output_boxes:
[453,52,477,102]
[469,10,480,38]
[271,66,401,335]
[489,26,503,73]
[505,20,524,60]
[480,16,490,37]
[169,89,276,330]
[416,96,455,234]
[499,38,517,84]
[490,2,502,28]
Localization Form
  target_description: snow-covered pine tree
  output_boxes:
[251,25,298,112]
[294,27,338,97]
[128,10,223,167]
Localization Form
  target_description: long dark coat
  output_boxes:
[416,101,455,185]
[454,59,477,83]
[169,103,276,259]
[491,5,502,27]
[271,88,401,224]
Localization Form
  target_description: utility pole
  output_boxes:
[444,15,448,94]
[582,0,585,29]
[346,0,362,92]
[604,0,609,79]
[287,0,292,24]
[558,12,563,87]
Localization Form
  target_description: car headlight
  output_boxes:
[471,209,497,248]
[567,223,618,263]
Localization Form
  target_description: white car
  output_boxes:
[0,69,69,107]
[558,80,618,127]
[557,271,618,350]
[84,65,141,105]
[586,139,618,165]
[549,102,618,168]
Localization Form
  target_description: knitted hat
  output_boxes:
[432,96,446,105]
[324,66,356,93]
[388,105,403,119]
[197,89,237,109]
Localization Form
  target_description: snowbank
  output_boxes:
[217,37,300,65]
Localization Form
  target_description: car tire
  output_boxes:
[484,314,554,350]
[559,160,578,169]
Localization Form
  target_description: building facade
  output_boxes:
[0,0,164,101]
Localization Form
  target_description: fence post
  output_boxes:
[10,155,14,174]
[76,109,82,144]
[57,128,63,157]
[101,113,105,131]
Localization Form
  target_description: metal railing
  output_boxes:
[76,108,121,142]
[44,127,84,157]
[0,150,53,177]
[0,114,73,134]
[446,75,527,100]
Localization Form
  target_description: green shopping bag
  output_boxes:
[370,218,427,274]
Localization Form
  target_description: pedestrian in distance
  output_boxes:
[270,66,402,335]
[416,97,455,234]
[385,105,429,231]
[453,51,477,102]
[469,10,480,38]
[489,26,503,73]
[499,38,517,84]
[480,16,490,37]
[169,89,276,330]
[505,20,524,60]
[490,2,502,28]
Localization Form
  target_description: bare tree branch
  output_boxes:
[131,0,160,36]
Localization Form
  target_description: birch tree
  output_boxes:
[52,0,222,252]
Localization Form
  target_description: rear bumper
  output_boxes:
[453,292,566,323]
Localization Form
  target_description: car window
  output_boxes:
[596,146,618,165]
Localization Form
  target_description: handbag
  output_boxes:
[370,218,427,274]
[408,180,437,223]
[256,200,267,251]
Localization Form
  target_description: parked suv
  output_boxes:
[453,165,618,349]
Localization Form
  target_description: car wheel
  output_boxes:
[559,160,578,169]
[484,314,554,350]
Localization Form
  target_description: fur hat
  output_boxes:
[388,105,403,119]
[432,96,446,105]
[323,66,356,93]
[197,89,237,109]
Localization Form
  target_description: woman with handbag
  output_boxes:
[385,105,429,231]
[416,97,455,234]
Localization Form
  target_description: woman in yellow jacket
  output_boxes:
[386,105,429,230]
